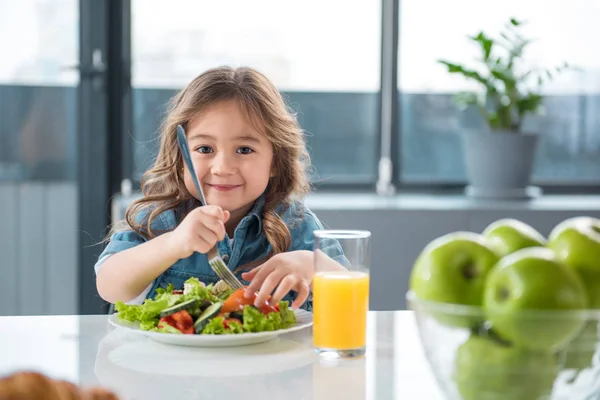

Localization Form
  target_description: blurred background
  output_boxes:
[1,0,599,316]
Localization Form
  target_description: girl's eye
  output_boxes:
[237,147,254,155]
[196,146,213,154]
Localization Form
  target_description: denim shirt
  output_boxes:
[95,196,344,310]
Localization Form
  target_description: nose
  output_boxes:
[210,151,236,176]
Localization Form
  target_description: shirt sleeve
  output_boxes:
[93,207,172,304]
[93,229,147,275]
[94,206,174,273]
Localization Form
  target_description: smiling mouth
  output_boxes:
[208,184,241,191]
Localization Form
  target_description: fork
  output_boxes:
[176,124,244,290]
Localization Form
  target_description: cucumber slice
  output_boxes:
[159,299,198,318]
[194,302,223,333]
[189,300,212,318]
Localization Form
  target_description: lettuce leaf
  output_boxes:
[201,317,245,334]
[114,283,183,331]
[215,288,235,301]
[226,320,244,334]
[139,319,159,331]
[242,301,296,332]
[278,301,297,328]
[201,317,227,334]
[182,277,218,303]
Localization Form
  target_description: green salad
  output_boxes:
[114,277,296,335]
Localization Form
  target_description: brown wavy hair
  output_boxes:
[123,66,310,267]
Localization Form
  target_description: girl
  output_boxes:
[95,66,344,311]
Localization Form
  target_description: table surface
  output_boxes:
[0,311,445,400]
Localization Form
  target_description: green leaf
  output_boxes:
[181,277,219,303]
[516,92,543,116]
[438,60,494,89]
[278,301,296,328]
[491,67,517,88]
[469,32,494,61]
[201,317,228,334]
[510,18,521,26]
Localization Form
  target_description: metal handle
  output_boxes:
[61,49,106,89]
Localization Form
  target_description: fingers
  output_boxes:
[180,206,229,254]
[242,254,312,309]
[243,261,275,298]
[255,268,288,306]
[270,275,298,305]
[199,205,226,220]
[192,226,218,253]
[193,206,227,240]
[291,282,310,309]
[241,269,257,282]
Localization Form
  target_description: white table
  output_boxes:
[0,311,444,399]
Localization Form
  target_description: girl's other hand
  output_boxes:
[242,250,314,309]
[168,205,230,258]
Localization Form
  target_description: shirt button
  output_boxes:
[222,254,230,264]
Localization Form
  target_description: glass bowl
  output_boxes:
[406,291,600,400]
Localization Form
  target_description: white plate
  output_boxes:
[94,329,317,399]
[108,309,313,347]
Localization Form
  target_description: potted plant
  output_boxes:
[438,18,573,198]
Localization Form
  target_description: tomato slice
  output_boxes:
[169,310,194,334]
[223,318,242,330]
[158,316,181,332]
[221,288,278,315]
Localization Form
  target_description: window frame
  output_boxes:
[78,0,132,315]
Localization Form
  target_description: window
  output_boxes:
[398,0,600,183]
[131,0,382,185]
[0,0,78,182]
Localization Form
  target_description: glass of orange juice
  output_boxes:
[312,230,371,358]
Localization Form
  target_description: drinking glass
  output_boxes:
[312,230,371,358]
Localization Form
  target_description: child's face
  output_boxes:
[183,99,274,216]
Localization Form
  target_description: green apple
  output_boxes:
[454,334,558,400]
[547,216,600,308]
[409,231,500,327]
[483,247,588,352]
[482,218,546,257]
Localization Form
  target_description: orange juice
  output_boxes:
[312,271,370,350]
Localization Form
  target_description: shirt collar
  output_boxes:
[248,193,266,237]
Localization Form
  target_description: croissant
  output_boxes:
[0,371,119,400]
